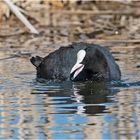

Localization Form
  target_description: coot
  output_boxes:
[30,42,121,81]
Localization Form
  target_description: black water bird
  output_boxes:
[30,43,121,81]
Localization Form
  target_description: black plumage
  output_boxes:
[30,42,121,81]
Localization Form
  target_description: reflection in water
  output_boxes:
[31,81,116,139]
[0,46,140,139]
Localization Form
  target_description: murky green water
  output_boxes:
[0,45,140,139]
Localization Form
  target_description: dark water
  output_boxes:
[0,46,140,139]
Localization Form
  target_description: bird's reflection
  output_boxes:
[27,80,120,139]
[32,80,119,115]
[72,81,116,115]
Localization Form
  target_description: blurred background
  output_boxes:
[0,0,140,49]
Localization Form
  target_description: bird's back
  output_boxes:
[30,42,121,81]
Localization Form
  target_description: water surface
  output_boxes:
[0,45,140,139]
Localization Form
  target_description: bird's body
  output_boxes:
[30,43,121,81]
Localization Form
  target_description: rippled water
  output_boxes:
[0,45,140,139]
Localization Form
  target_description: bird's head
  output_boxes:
[70,49,86,81]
